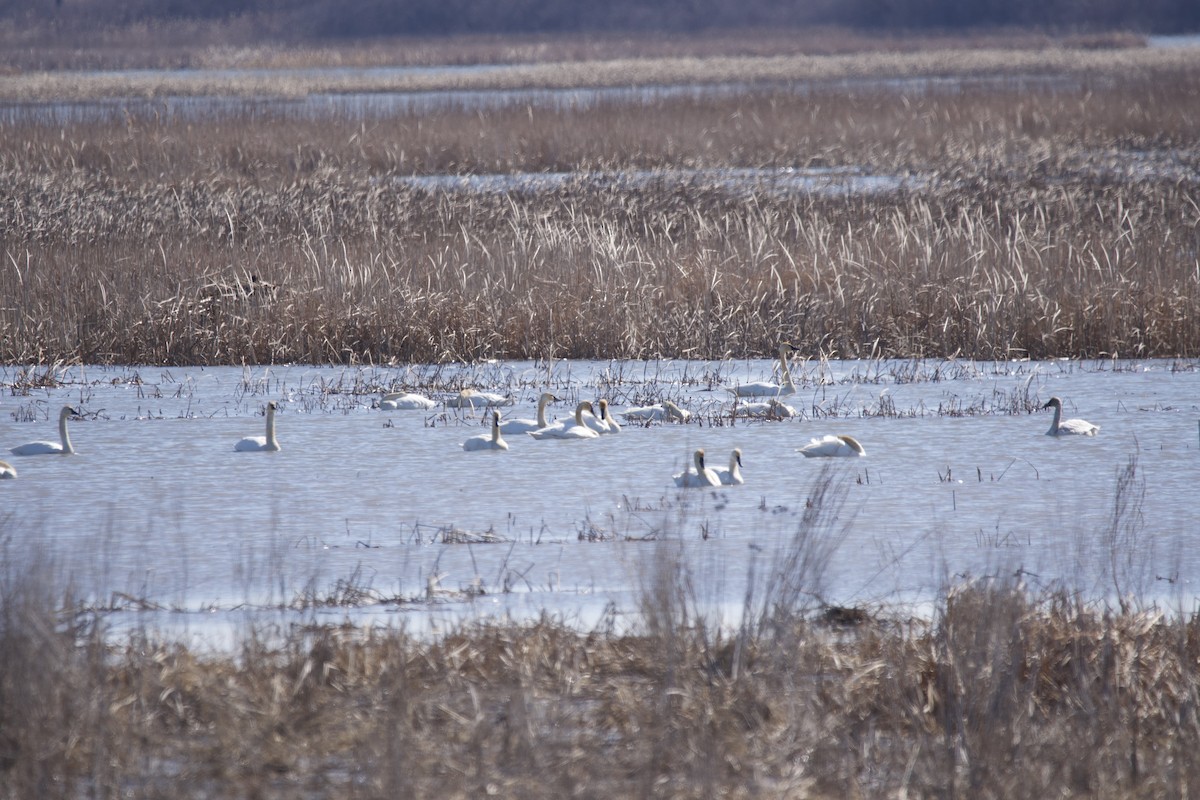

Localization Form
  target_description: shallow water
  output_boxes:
[1,358,1197,644]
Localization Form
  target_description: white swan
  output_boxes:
[463,411,509,451]
[1043,396,1099,436]
[234,402,281,452]
[0,460,16,479]
[797,434,866,458]
[10,405,79,455]
[734,397,797,419]
[673,449,722,488]
[582,399,621,434]
[378,391,436,410]
[621,399,691,423]
[499,392,560,434]
[710,448,745,485]
[528,401,600,440]
[725,343,799,397]
[446,388,512,408]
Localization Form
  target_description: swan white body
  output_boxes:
[0,460,16,479]
[463,411,509,451]
[1043,397,1099,436]
[498,392,560,434]
[528,401,600,440]
[726,344,798,397]
[379,391,436,410]
[735,398,797,419]
[446,389,512,408]
[673,449,722,488]
[621,400,691,423]
[10,405,79,456]
[710,448,745,486]
[234,402,281,452]
[798,435,866,458]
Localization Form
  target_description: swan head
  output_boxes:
[838,435,866,455]
[1042,397,1063,410]
[491,410,501,426]
[695,449,707,469]
[732,448,743,467]
[60,405,81,420]
[574,401,595,423]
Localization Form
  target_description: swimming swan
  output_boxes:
[463,411,509,451]
[726,343,799,397]
[0,460,16,479]
[10,405,79,455]
[710,448,745,485]
[621,399,691,423]
[582,399,621,434]
[797,434,866,458]
[673,449,722,488]
[234,402,281,452]
[379,391,437,411]
[528,401,600,440]
[446,388,512,408]
[734,397,797,419]
[1043,397,1099,436]
[499,392,560,434]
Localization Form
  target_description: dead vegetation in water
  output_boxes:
[0,48,1198,366]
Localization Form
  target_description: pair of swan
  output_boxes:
[234,402,281,452]
[726,343,799,397]
[797,434,866,458]
[582,399,621,434]
[673,448,744,487]
[10,405,80,455]
[1043,396,1100,436]
[622,399,691,423]
[378,391,437,411]
[463,411,509,451]
[528,401,600,440]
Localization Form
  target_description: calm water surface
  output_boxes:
[1,358,1197,643]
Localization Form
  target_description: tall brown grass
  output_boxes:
[1,49,1198,365]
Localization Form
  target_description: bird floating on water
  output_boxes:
[1042,396,1099,436]
[797,434,866,458]
[234,402,281,452]
[10,405,80,456]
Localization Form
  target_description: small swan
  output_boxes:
[710,448,745,485]
[10,405,79,455]
[797,434,866,458]
[0,460,16,479]
[463,411,509,451]
[673,448,722,488]
[378,391,437,410]
[499,392,560,434]
[234,402,281,452]
[446,388,512,408]
[734,397,797,419]
[528,401,600,440]
[726,343,799,397]
[1043,396,1100,436]
[622,399,691,423]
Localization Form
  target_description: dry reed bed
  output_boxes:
[4,573,1200,797]
[1,59,1198,365]
[1,43,1196,102]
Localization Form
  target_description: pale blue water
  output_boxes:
[1,358,1197,645]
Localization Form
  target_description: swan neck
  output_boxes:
[537,395,550,428]
[59,409,74,454]
[1048,402,1062,434]
[265,407,278,448]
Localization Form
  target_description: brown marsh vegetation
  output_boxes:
[1,41,1199,366]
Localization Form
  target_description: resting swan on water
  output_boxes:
[234,402,281,452]
[499,392,560,434]
[446,388,512,408]
[674,449,722,488]
[528,401,600,440]
[710,448,745,485]
[1042,396,1100,436]
[797,434,866,458]
[463,411,509,451]
[0,460,16,479]
[726,343,799,397]
[621,399,691,423]
[378,391,437,411]
[10,405,80,455]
